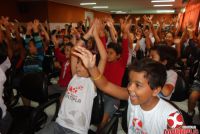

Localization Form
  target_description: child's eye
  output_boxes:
[136,83,142,88]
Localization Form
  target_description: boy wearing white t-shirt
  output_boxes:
[38,19,107,134]
[72,46,184,134]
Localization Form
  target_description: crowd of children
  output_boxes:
[0,13,200,134]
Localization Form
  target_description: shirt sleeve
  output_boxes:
[165,70,178,87]
[167,111,184,129]
[55,48,67,63]
[119,38,129,67]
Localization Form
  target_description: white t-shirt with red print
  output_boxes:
[56,75,96,134]
[127,98,184,134]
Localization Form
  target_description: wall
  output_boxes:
[0,0,48,22]
[47,1,111,23]
[181,0,200,31]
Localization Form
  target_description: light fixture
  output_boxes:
[80,2,96,5]
[156,10,175,13]
[151,0,175,2]
[181,8,186,13]
[110,11,127,14]
[93,6,109,9]
[154,4,173,7]
[116,11,127,14]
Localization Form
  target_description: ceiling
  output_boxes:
[49,0,185,14]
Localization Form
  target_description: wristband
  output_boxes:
[92,74,102,81]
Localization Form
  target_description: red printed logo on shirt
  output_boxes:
[167,111,184,128]
[132,118,143,129]
[130,118,147,134]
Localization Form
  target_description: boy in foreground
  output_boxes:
[73,46,184,134]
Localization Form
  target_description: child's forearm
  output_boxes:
[89,66,129,100]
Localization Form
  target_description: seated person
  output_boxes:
[149,45,178,100]
[73,46,184,134]
[38,19,107,134]
[0,45,12,134]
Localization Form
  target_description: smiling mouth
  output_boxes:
[130,92,138,100]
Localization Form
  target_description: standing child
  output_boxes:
[73,47,184,134]
[38,19,107,134]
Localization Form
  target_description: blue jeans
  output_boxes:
[37,122,79,134]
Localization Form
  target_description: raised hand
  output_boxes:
[143,15,152,24]
[120,16,132,35]
[26,22,33,34]
[72,46,96,69]
[33,19,39,32]
[1,16,9,27]
[135,17,140,22]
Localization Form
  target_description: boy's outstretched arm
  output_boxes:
[73,46,129,100]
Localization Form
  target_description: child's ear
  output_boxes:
[152,87,162,96]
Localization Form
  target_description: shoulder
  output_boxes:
[160,99,184,129]
[0,68,6,83]
[167,70,177,76]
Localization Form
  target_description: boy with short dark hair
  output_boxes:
[73,47,184,134]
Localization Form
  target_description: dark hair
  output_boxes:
[29,39,36,46]
[128,58,167,89]
[64,35,71,40]
[107,42,122,55]
[86,37,95,51]
[65,42,73,48]
[150,45,177,69]
[0,42,8,64]
[166,31,175,38]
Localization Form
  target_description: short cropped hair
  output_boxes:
[150,45,177,69]
[128,58,167,90]
[107,42,122,55]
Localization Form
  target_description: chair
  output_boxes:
[99,100,128,134]
[3,67,20,109]
[170,71,189,102]
[8,72,60,134]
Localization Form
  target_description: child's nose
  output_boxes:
[127,82,135,91]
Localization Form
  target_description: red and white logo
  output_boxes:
[132,118,143,130]
[167,111,184,128]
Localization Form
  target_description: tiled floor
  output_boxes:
[17,98,200,134]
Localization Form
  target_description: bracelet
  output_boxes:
[92,74,102,81]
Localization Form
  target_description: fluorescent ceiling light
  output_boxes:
[151,0,175,2]
[93,6,109,9]
[80,2,96,5]
[110,10,124,12]
[154,4,173,7]
[181,8,186,13]
[110,11,119,12]
[116,12,127,14]
[156,10,175,13]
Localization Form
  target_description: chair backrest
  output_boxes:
[90,90,104,125]
[20,72,48,104]
[170,71,189,102]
